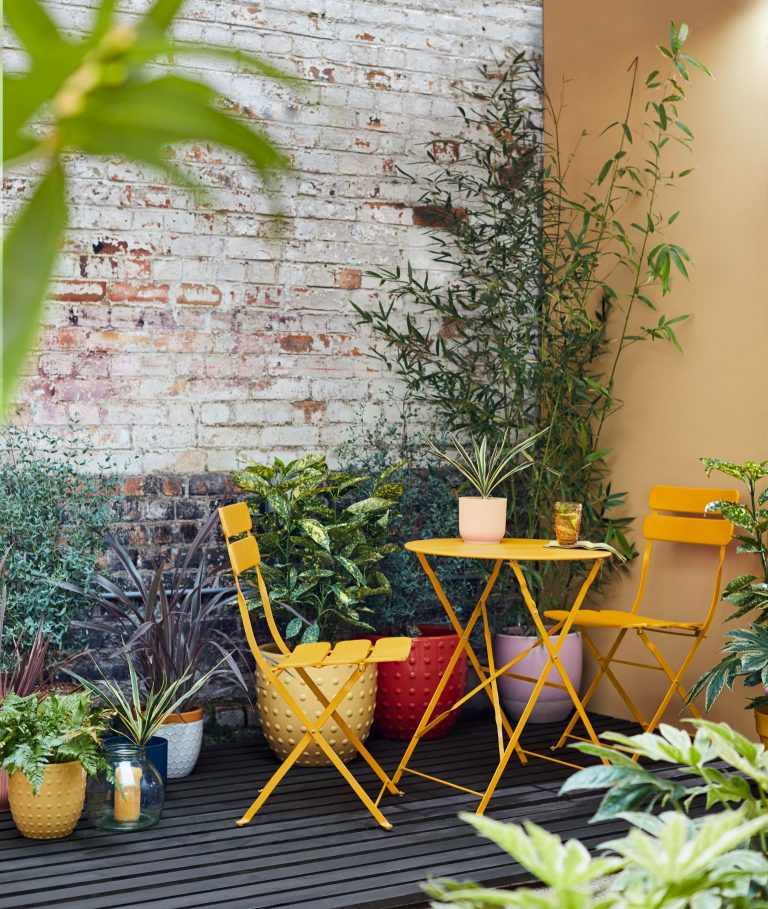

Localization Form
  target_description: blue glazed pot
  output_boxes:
[104,735,168,789]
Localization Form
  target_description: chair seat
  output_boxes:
[276,637,412,670]
[543,609,700,631]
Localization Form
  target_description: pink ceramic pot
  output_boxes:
[458,497,507,544]
[0,769,8,812]
[492,630,583,723]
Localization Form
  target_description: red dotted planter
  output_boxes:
[372,625,468,740]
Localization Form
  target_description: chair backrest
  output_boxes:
[630,485,738,630]
[218,502,291,660]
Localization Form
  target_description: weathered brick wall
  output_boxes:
[6,0,541,574]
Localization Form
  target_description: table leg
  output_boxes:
[416,555,519,745]
[475,558,605,815]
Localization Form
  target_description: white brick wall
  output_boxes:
[7,0,542,473]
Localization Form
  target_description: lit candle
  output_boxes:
[114,760,142,823]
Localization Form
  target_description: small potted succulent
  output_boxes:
[426,430,545,544]
[232,454,404,764]
[65,512,247,779]
[689,458,768,740]
[0,690,109,839]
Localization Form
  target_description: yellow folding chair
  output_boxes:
[219,501,412,830]
[545,485,738,745]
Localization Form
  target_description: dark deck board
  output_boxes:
[1,713,644,909]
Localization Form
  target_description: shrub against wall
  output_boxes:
[0,420,117,648]
[355,27,709,617]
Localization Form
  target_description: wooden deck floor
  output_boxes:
[1,713,642,909]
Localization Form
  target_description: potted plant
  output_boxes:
[0,690,109,839]
[0,552,50,811]
[66,653,218,787]
[65,512,247,779]
[232,454,404,764]
[426,431,545,544]
[689,458,768,741]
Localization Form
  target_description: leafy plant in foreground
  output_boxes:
[688,459,768,710]
[354,23,710,619]
[0,691,110,794]
[64,511,247,712]
[3,0,293,409]
[232,454,404,643]
[425,810,768,909]
[563,720,768,835]
[0,419,117,648]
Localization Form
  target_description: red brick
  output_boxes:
[279,334,313,353]
[334,268,362,290]
[161,476,184,496]
[50,280,106,303]
[177,283,222,306]
[412,205,467,228]
[293,399,324,422]
[92,238,128,255]
[108,283,169,304]
[123,477,145,496]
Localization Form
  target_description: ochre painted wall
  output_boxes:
[544,0,768,736]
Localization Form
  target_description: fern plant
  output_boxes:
[0,691,110,794]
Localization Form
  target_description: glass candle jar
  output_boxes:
[554,501,583,546]
[86,742,164,831]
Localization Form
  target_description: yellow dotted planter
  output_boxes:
[8,762,86,840]
[256,647,377,766]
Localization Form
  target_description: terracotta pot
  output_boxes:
[372,625,467,740]
[458,497,507,544]
[0,768,8,812]
[493,630,583,723]
[8,762,86,839]
[159,707,204,779]
[255,647,376,766]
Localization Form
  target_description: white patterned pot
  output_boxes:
[159,707,204,779]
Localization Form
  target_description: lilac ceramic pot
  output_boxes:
[492,630,583,723]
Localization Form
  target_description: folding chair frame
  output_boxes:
[219,503,403,830]
[549,485,738,749]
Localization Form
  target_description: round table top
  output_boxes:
[404,538,614,561]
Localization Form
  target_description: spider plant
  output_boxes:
[63,512,247,712]
[427,429,548,498]
[65,655,219,747]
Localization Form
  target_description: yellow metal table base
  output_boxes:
[381,539,612,815]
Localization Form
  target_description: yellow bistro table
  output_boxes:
[379,538,613,815]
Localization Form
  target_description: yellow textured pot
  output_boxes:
[8,762,86,840]
[256,648,377,766]
[755,706,768,746]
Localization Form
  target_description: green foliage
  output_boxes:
[425,808,768,909]
[66,653,220,746]
[3,0,293,408]
[63,511,247,712]
[337,404,485,634]
[232,454,404,643]
[354,25,709,617]
[426,429,546,499]
[689,459,768,709]
[0,419,117,649]
[563,720,768,833]
[0,691,110,794]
